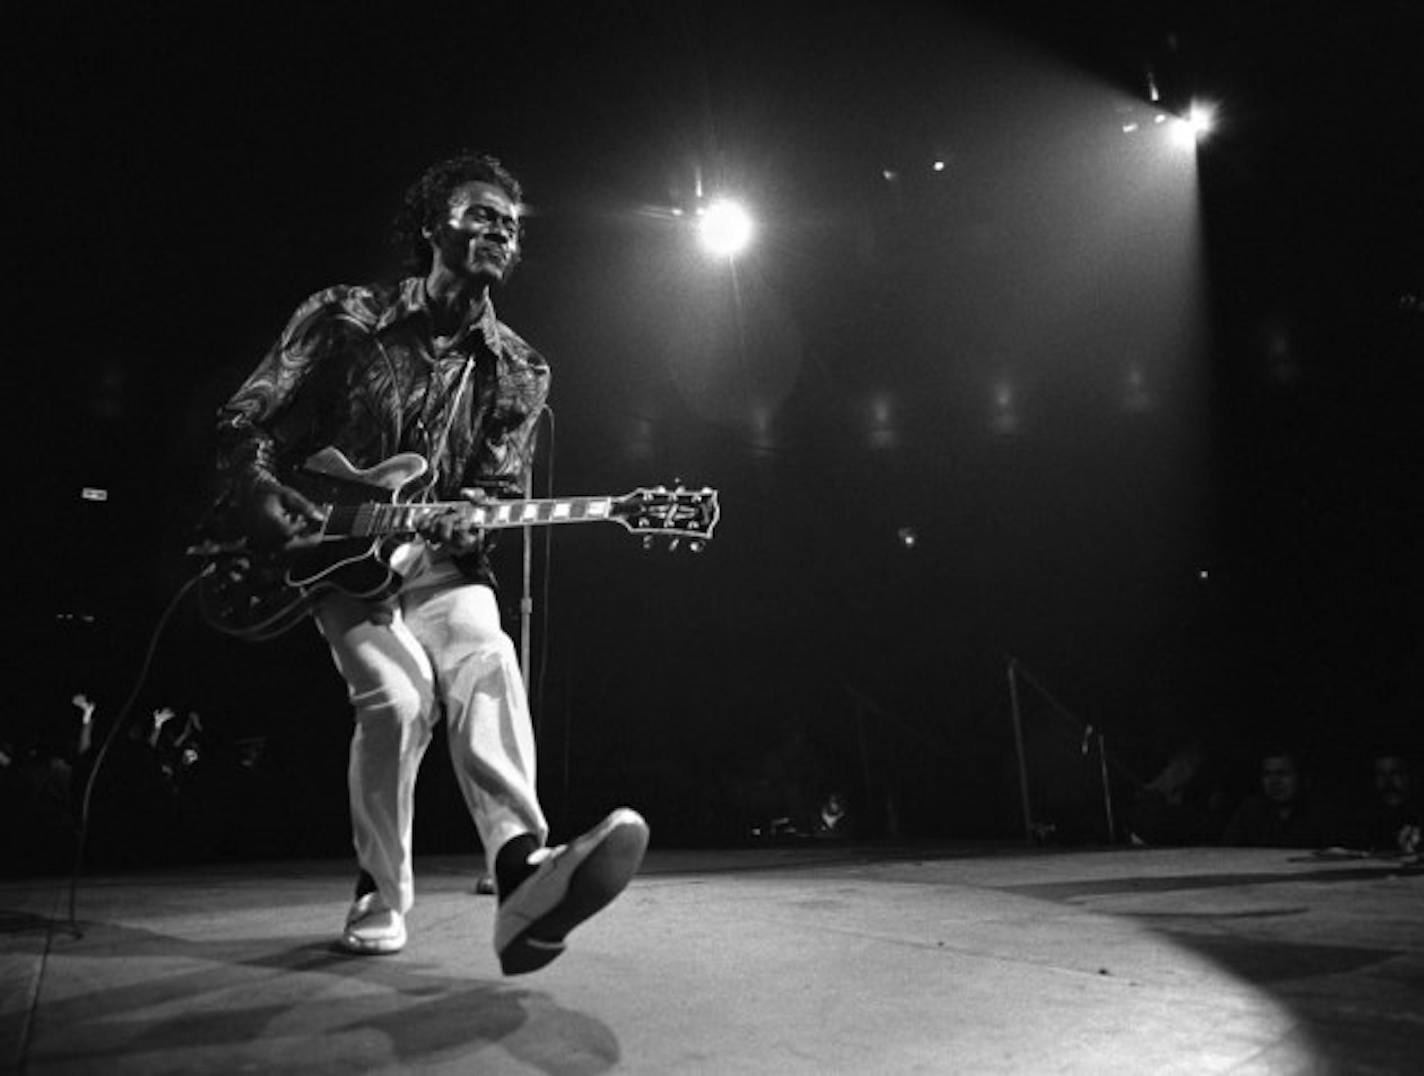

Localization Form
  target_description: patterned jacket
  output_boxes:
[215,276,549,580]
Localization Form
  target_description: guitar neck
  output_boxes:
[325,496,618,538]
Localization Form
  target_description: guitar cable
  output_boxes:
[60,401,550,935]
[62,568,208,938]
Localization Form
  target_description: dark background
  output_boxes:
[10,1,1421,855]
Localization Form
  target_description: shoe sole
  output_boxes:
[337,896,407,955]
[499,812,649,975]
[335,925,407,955]
[334,936,406,956]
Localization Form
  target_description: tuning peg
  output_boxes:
[689,540,705,554]
[642,535,655,551]
[668,538,681,552]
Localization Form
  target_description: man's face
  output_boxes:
[427,180,521,285]
[1260,756,1302,805]
[1374,756,1413,807]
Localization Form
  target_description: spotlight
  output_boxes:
[1186,102,1215,139]
[1170,102,1215,148]
[698,198,754,257]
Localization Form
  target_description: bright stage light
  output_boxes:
[698,199,754,257]
[1187,103,1215,138]
[1171,103,1215,148]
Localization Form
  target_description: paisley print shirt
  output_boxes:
[215,276,549,580]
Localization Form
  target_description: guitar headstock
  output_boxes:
[612,484,720,551]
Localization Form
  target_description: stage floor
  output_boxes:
[2,844,1420,1074]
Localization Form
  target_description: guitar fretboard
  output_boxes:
[326,497,617,538]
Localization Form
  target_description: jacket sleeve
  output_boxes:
[215,288,349,493]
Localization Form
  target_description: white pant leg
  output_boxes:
[402,581,549,875]
[315,594,436,915]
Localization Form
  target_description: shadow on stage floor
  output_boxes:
[2,844,1420,1074]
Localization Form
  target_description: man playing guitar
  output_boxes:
[214,151,648,972]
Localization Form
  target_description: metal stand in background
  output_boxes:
[1005,656,1118,845]
[844,685,962,840]
[517,407,549,725]
[519,464,535,705]
[1006,659,1034,842]
[847,689,881,837]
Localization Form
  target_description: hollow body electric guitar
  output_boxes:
[193,446,720,641]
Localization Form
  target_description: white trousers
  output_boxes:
[314,551,548,915]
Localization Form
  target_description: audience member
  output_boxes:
[71,693,96,758]
[813,790,855,840]
[0,730,78,873]
[1344,751,1421,855]
[1126,739,1228,846]
[1221,749,1333,848]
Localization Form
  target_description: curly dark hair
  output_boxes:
[391,151,524,275]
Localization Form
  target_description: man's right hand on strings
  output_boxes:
[239,480,327,549]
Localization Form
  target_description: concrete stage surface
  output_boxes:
[2,845,1420,1074]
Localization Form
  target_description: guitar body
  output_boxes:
[198,448,430,641]
[283,448,429,590]
[193,445,721,641]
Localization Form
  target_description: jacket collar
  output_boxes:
[377,276,503,353]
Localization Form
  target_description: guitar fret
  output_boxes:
[325,496,641,536]
[456,498,616,528]
[371,503,395,536]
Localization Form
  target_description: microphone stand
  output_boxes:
[519,468,534,707]
[517,409,544,725]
